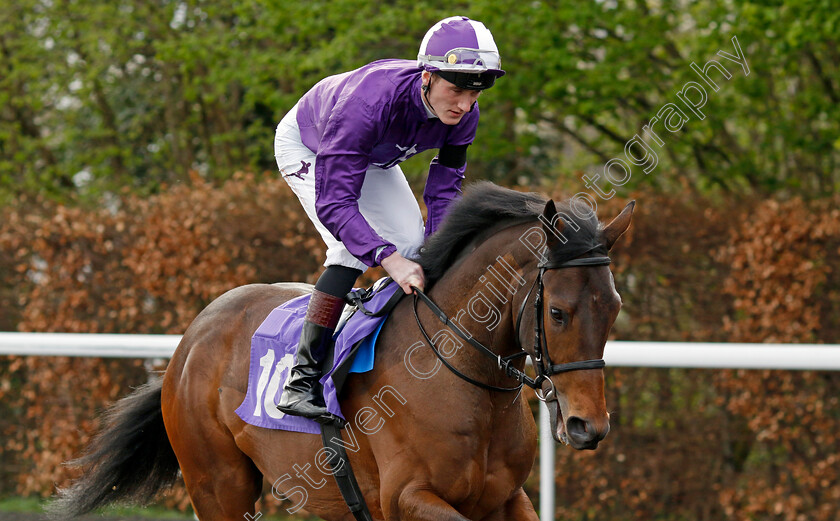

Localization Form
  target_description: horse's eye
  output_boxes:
[550,307,568,325]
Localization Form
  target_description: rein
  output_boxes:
[412,249,611,395]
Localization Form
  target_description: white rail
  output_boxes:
[0,332,180,358]
[4,334,840,370]
[3,333,839,521]
[606,341,840,370]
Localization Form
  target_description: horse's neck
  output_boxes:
[428,222,539,359]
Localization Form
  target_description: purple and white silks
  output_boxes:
[293,59,479,267]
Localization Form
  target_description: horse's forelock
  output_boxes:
[545,200,605,264]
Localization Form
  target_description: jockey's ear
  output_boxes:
[602,200,635,250]
[421,70,432,91]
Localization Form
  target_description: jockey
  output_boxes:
[274,16,504,423]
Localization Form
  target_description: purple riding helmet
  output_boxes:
[417,16,505,90]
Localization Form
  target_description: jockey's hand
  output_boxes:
[380,251,425,294]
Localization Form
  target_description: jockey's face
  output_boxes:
[422,71,481,125]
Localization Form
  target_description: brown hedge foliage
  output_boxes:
[718,197,840,344]
[0,172,322,502]
[1,178,838,521]
[4,172,322,335]
[713,197,840,521]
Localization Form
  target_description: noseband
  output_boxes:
[412,249,612,394]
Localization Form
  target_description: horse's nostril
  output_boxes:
[566,416,608,449]
[566,417,590,440]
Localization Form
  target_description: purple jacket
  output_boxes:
[295,59,479,267]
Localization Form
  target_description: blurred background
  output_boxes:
[1,0,838,520]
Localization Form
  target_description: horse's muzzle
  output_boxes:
[565,415,610,450]
[547,400,610,450]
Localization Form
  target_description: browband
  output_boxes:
[540,256,611,269]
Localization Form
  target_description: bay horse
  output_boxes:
[52,182,633,521]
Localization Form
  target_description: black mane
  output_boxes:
[418,182,604,285]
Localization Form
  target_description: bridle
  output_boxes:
[412,247,611,397]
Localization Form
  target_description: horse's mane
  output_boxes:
[418,181,604,285]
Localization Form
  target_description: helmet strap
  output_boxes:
[422,73,440,118]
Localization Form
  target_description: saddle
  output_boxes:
[235,278,401,432]
[328,277,403,394]
[236,278,404,520]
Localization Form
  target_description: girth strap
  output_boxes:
[320,422,374,521]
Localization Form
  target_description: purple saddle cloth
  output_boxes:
[235,281,399,434]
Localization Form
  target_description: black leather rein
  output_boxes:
[411,250,612,393]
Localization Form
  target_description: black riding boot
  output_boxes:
[276,288,346,422]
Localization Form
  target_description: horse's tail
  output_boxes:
[49,377,180,519]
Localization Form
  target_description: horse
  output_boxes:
[52,182,633,521]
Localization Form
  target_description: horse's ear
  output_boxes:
[543,199,557,220]
[603,200,635,250]
[542,200,566,245]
